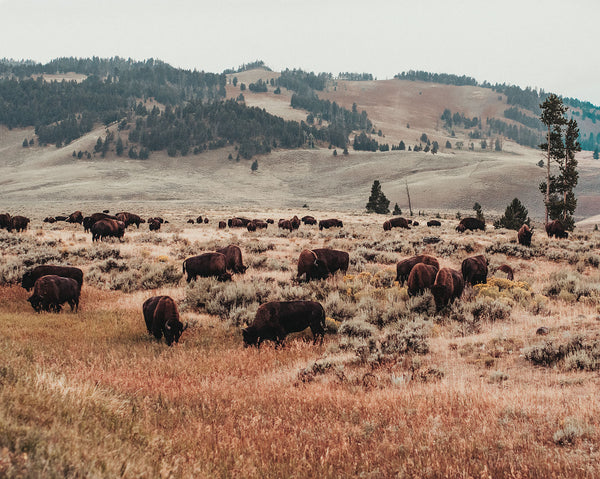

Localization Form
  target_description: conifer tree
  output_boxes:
[493,198,530,230]
[366,180,390,214]
[393,203,402,215]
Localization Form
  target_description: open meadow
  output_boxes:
[1,210,600,477]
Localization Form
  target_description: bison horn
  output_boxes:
[183,322,189,331]
[165,323,172,330]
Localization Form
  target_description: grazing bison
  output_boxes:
[412,221,419,226]
[183,253,232,282]
[216,245,247,274]
[204,218,209,224]
[407,263,438,297]
[297,250,331,281]
[10,216,30,232]
[187,219,195,224]
[266,219,274,224]
[278,220,293,232]
[0,213,11,230]
[301,215,317,225]
[54,216,68,222]
[383,220,392,231]
[313,248,349,276]
[461,255,488,286]
[230,218,245,228]
[291,215,301,230]
[148,219,161,231]
[247,221,257,232]
[252,220,268,229]
[218,221,227,229]
[116,212,144,228]
[388,217,411,229]
[27,275,80,313]
[66,211,84,224]
[196,216,203,224]
[456,217,485,232]
[395,254,440,284]
[496,264,514,281]
[21,265,84,291]
[82,216,95,232]
[91,219,126,242]
[427,220,441,227]
[242,301,326,347]
[143,296,188,346]
[90,212,117,223]
[518,224,533,246]
[43,216,56,224]
[431,268,464,311]
[318,218,343,230]
[546,220,568,239]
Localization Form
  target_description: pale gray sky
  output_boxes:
[1,0,599,105]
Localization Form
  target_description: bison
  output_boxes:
[10,216,30,232]
[91,219,126,242]
[456,217,485,232]
[21,265,84,292]
[216,245,247,274]
[116,212,144,228]
[496,264,514,281]
[518,224,533,246]
[247,221,257,232]
[0,213,11,230]
[395,254,440,284]
[27,275,80,313]
[252,220,268,229]
[461,255,488,285]
[383,220,392,231]
[407,263,438,297]
[278,220,293,231]
[182,252,232,282]
[546,220,568,239]
[431,268,464,311]
[43,216,56,224]
[301,215,317,225]
[290,215,301,230]
[66,211,84,224]
[89,212,118,223]
[218,221,227,229]
[148,219,161,231]
[297,250,331,281]
[143,295,188,346]
[203,218,209,224]
[313,248,349,276]
[318,218,343,230]
[187,219,195,224]
[196,215,203,224]
[242,301,326,347]
[230,218,245,228]
[388,217,411,229]
[54,216,68,222]
[427,220,441,227]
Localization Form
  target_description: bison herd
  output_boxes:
[3,209,576,348]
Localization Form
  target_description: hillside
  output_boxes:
[1,63,600,222]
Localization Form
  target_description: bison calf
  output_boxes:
[242,301,326,347]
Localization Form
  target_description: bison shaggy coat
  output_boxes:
[312,248,349,276]
[395,254,440,284]
[407,263,438,297]
[545,220,568,239]
[143,296,188,346]
[66,211,84,224]
[427,220,441,227]
[91,219,126,241]
[0,213,11,230]
[183,253,232,282]
[22,265,84,291]
[431,268,464,311]
[242,301,326,347]
[27,275,80,313]
[301,215,317,225]
[216,245,247,274]
[461,255,488,285]
[389,217,411,229]
[496,264,514,281]
[518,224,533,246]
[297,249,330,281]
[456,217,485,232]
[10,216,30,232]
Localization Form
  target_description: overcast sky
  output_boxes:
[1,0,598,105]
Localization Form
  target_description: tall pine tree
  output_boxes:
[366,180,390,214]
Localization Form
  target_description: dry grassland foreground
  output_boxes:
[2,209,600,478]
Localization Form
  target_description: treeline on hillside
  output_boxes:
[503,107,543,130]
[277,69,331,94]
[222,60,271,75]
[337,72,373,81]
[126,99,306,159]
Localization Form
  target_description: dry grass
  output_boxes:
[2,212,600,477]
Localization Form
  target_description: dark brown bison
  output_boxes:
[216,245,247,274]
[66,211,84,224]
[291,215,301,230]
[545,220,568,239]
[456,217,485,232]
[496,264,514,281]
[388,217,411,229]
[427,220,441,227]
[21,265,84,292]
[116,212,143,228]
[90,212,118,223]
[279,220,293,232]
[517,224,533,246]
[203,218,209,224]
[412,221,419,226]
[301,215,317,225]
[82,216,94,232]
[252,220,268,229]
[148,219,161,231]
[10,216,30,232]
[54,216,68,222]
[182,253,232,282]
[297,250,331,281]
[27,275,80,313]
[431,268,464,311]
[43,216,56,223]
[218,221,227,229]
[143,296,188,346]
[242,301,326,347]
[266,219,274,224]
[0,213,11,230]
[187,219,195,224]
[230,218,245,228]
[196,216,203,224]
[318,218,343,230]
[312,248,349,276]
[395,254,440,284]
[247,221,257,232]
[91,219,126,242]
[383,220,392,231]
[407,263,438,297]
[461,255,488,285]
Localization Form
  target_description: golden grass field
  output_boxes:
[1,210,600,477]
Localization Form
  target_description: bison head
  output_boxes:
[242,326,259,347]
[27,294,43,312]
[456,224,466,233]
[21,271,35,291]
[218,272,233,282]
[312,258,330,280]
[164,321,188,346]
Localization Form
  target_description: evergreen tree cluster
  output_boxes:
[248,80,268,93]
[493,198,530,230]
[337,72,373,81]
[487,118,542,148]
[440,109,479,129]
[395,70,478,87]
[503,106,544,130]
[222,60,271,75]
[277,69,331,94]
